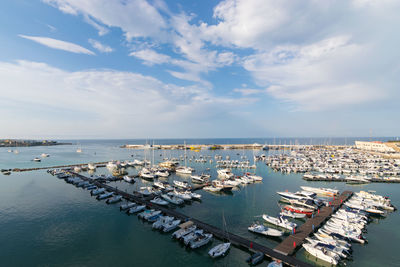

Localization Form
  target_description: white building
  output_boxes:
[355,141,395,152]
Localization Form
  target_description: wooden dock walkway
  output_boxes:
[69,171,313,267]
[274,191,353,256]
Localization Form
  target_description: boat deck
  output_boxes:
[274,191,353,256]
[69,171,313,267]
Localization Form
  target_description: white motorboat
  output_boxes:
[161,194,184,205]
[139,210,162,220]
[41,153,50,157]
[208,242,231,258]
[153,181,173,191]
[33,157,41,162]
[120,202,136,211]
[173,180,191,189]
[123,175,134,183]
[139,168,155,179]
[106,161,119,171]
[345,175,371,184]
[188,191,202,200]
[106,195,122,204]
[217,168,234,179]
[248,223,283,237]
[183,230,204,245]
[190,233,213,249]
[170,190,192,201]
[88,163,96,170]
[176,166,193,174]
[172,225,196,239]
[300,186,339,197]
[97,192,114,200]
[139,187,154,196]
[280,209,306,219]
[305,238,350,256]
[91,188,105,196]
[162,219,181,232]
[153,216,175,230]
[212,180,234,191]
[203,185,222,192]
[150,197,169,206]
[127,205,145,214]
[155,170,170,177]
[245,173,263,181]
[302,243,339,265]
[277,191,315,201]
[191,174,210,183]
[223,179,241,187]
[262,214,297,230]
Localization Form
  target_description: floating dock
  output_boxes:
[69,171,313,267]
[11,162,107,172]
[274,191,353,255]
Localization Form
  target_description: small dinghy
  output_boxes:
[120,202,136,211]
[150,197,169,206]
[208,242,231,258]
[97,192,113,200]
[127,205,145,214]
[246,251,264,265]
[106,195,122,204]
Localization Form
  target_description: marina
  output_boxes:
[64,171,312,267]
[0,138,399,267]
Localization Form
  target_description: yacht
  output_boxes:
[300,186,339,197]
[217,169,234,179]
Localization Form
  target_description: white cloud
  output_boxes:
[233,88,263,96]
[0,60,256,138]
[46,24,57,32]
[244,36,386,110]
[43,0,167,40]
[88,39,113,53]
[19,34,95,55]
[129,49,170,66]
[83,15,109,36]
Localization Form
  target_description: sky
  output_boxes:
[0,0,399,139]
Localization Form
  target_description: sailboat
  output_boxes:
[176,141,193,174]
[208,212,231,258]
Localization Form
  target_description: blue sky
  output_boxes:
[0,0,399,139]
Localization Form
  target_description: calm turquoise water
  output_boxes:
[1,139,399,266]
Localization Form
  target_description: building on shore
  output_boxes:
[355,141,396,152]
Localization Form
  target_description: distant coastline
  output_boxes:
[0,139,72,147]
